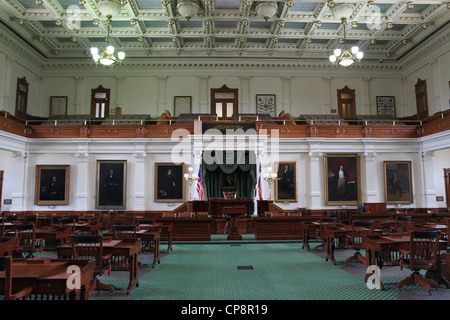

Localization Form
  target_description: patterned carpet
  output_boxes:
[89,235,450,301]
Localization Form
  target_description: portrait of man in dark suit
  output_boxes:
[35,165,69,205]
[97,161,126,209]
[156,163,184,202]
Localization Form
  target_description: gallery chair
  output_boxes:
[14,224,43,258]
[0,256,33,300]
[71,235,114,294]
[398,230,440,295]
[179,212,195,218]
[345,221,373,265]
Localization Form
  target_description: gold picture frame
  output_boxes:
[174,96,192,117]
[155,162,185,203]
[256,94,276,117]
[274,161,298,202]
[324,153,361,205]
[384,161,413,204]
[35,165,70,205]
[96,160,127,210]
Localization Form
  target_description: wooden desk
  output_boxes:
[35,227,71,250]
[136,229,161,268]
[0,237,18,256]
[363,234,450,290]
[57,238,141,295]
[155,218,212,241]
[253,217,305,241]
[222,206,248,240]
[0,259,95,300]
[322,225,351,265]
[75,222,102,235]
[209,198,253,218]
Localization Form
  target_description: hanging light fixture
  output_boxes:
[328,3,362,68]
[329,18,363,67]
[256,1,278,21]
[90,15,125,67]
[177,0,200,21]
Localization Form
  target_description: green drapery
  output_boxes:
[202,151,256,199]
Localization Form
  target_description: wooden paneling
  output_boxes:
[253,217,305,240]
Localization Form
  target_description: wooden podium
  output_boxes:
[222,206,248,240]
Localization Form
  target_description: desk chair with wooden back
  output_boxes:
[60,218,77,235]
[14,224,43,258]
[0,256,33,300]
[24,215,38,225]
[315,218,337,250]
[345,221,373,265]
[112,225,142,268]
[71,235,114,294]
[5,214,18,223]
[398,230,440,295]
[337,211,350,225]
[392,215,411,234]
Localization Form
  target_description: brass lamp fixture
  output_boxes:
[90,15,125,68]
[329,17,363,67]
[263,167,277,201]
[184,166,198,202]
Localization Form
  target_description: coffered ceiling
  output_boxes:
[0,0,448,64]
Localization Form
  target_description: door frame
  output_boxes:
[210,85,238,119]
[444,168,450,209]
[337,85,356,120]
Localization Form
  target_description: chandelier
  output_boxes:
[329,17,363,67]
[90,15,125,67]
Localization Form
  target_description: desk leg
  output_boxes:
[325,236,336,265]
[302,230,310,251]
[127,253,139,295]
[364,249,385,291]
[152,239,161,268]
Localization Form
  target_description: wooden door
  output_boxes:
[91,85,110,120]
[15,77,28,119]
[337,86,356,120]
[415,79,429,119]
[445,168,450,209]
[211,85,238,119]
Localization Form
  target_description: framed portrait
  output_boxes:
[220,172,236,191]
[174,96,192,117]
[50,96,68,117]
[96,160,127,209]
[376,96,396,117]
[256,94,276,117]
[275,161,297,202]
[35,165,70,205]
[155,163,185,202]
[324,153,361,205]
[384,161,413,204]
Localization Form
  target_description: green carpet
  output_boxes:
[101,242,400,300]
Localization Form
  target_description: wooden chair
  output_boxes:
[60,218,77,234]
[345,221,373,265]
[392,215,411,234]
[71,235,114,294]
[113,225,137,239]
[398,230,440,295]
[137,219,155,230]
[0,213,5,237]
[315,218,337,250]
[50,216,61,227]
[112,225,143,268]
[114,211,127,225]
[357,205,366,214]
[24,215,38,225]
[0,256,33,300]
[5,214,18,223]
[14,224,43,258]
[337,211,350,225]
[264,212,272,217]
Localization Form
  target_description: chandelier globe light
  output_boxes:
[90,15,125,67]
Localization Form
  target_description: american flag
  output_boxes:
[257,163,262,200]
[196,165,204,200]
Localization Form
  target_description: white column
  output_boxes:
[74,146,89,210]
[199,76,209,113]
[321,76,331,114]
[74,76,84,114]
[281,76,291,115]
[10,152,27,211]
[133,146,147,211]
[116,76,125,113]
[1,57,14,112]
[307,150,322,209]
[362,77,371,115]
[158,76,167,115]
[362,151,378,203]
[240,76,250,113]
[420,151,438,208]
